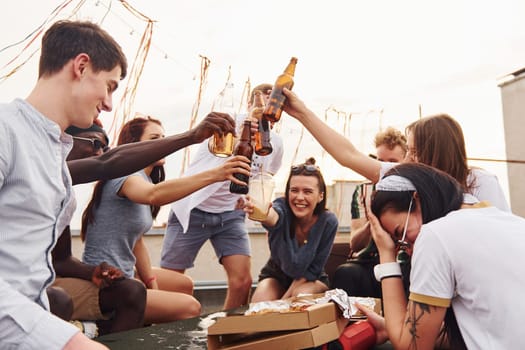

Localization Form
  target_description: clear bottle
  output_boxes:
[262,57,298,123]
[252,91,273,156]
[229,120,253,194]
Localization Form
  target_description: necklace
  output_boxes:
[295,221,313,245]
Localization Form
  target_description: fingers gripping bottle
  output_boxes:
[262,57,298,123]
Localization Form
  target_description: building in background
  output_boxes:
[499,67,525,217]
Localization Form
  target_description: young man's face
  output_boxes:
[71,64,121,129]
[376,144,406,163]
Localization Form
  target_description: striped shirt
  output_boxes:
[0,99,79,348]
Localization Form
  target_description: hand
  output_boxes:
[242,195,254,214]
[218,155,251,184]
[354,302,389,345]
[191,112,236,143]
[91,262,124,288]
[234,196,246,210]
[282,88,309,120]
[365,204,397,262]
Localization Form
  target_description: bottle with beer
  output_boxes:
[209,81,235,157]
[262,57,298,123]
[229,119,253,194]
[252,91,273,156]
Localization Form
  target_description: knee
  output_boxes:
[186,298,202,318]
[47,286,74,321]
[229,274,252,292]
[112,278,147,311]
[177,275,195,295]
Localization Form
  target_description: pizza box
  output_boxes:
[207,301,339,335]
[207,320,341,350]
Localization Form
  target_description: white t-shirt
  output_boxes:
[409,206,525,348]
[379,162,510,211]
[171,114,283,232]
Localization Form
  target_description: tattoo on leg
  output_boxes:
[405,301,431,349]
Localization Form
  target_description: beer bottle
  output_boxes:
[262,57,298,123]
[229,120,253,194]
[209,81,235,157]
[252,91,273,156]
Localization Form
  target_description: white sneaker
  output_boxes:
[70,320,99,339]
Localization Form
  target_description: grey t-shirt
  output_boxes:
[82,170,153,278]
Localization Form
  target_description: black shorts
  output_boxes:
[258,259,330,290]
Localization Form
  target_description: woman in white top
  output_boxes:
[281,89,509,211]
[358,163,525,349]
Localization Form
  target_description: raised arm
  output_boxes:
[68,112,236,185]
[365,205,446,349]
[119,155,252,207]
[282,89,382,183]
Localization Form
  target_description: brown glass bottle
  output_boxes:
[252,91,273,156]
[229,120,253,194]
[262,57,298,123]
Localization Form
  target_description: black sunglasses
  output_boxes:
[72,136,109,153]
[290,163,319,174]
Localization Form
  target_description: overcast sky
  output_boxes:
[2,0,524,226]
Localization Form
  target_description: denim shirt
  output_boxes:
[0,99,79,348]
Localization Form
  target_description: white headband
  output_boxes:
[376,175,416,192]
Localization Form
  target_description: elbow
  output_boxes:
[148,191,171,207]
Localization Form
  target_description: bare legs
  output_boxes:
[221,254,252,310]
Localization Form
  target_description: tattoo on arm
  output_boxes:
[405,301,431,349]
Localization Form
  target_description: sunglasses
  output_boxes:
[72,136,109,153]
[290,163,319,174]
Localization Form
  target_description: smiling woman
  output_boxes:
[244,157,338,303]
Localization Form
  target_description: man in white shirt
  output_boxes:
[161,84,284,310]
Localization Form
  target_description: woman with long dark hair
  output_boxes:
[358,163,525,349]
[81,116,251,324]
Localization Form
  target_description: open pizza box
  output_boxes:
[207,289,381,350]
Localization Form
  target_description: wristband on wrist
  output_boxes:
[374,262,402,282]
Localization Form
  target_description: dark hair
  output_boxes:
[65,124,109,145]
[371,163,463,224]
[285,157,327,215]
[39,20,127,79]
[406,114,470,192]
[81,116,164,241]
[370,163,466,349]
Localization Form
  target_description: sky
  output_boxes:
[1,0,525,227]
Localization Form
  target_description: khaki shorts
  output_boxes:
[52,277,105,320]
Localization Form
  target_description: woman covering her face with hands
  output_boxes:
[244,157,338,302]
[357,163,525,349]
